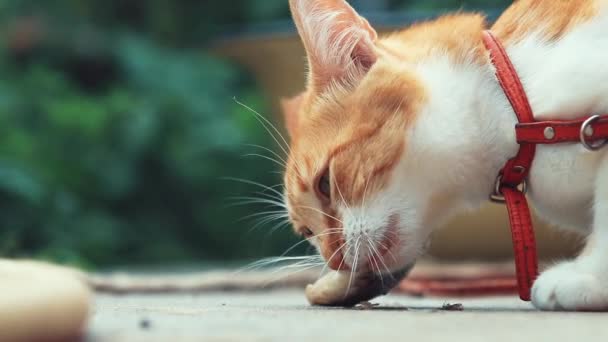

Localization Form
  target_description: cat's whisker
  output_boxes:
[335,243,351,273]
[227,201,285,212]
[268,220,293,234]
[231,196,288,231]
[317,238,353,279]
[241,184,289,209]
[238,210,288,223]
[370,248,382,278]
[310,229,343,237]
[275,228,343,261]
[269,260,323,273]
[294,205,344,224]
[376,239,399,265]
[227,196,287,209]
[321,228,344,233]
[262,262,326,288]
[245,144,289,167]
[262,265,325,287]
[284,258,326,269]
[251,183,286,195]
[244,216,290,234]
[250,215,290,232]
[243,255,319,269]
[369,237,396,282]
[250,210,289,222]
[223,177,286,200]
[278,239,317,258]
[233,255,322,275]
[234,98,306,176]
[284,228,350,277]
[303,230,346,244]
[226,195,288,215]
[253,190,288,204]
[225,201,279,210]
[345,236,362,299]
[367,244,386,290]
[243,153,287,169]
[361,176,371,219]
[334,180,354,219]
[234,98,290,154]
[264,257,326,280]
[316,241,348,278]
[253,214,289,228]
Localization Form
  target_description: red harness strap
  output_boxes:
[482,30,608,301]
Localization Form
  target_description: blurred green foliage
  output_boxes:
[0,0,508,268]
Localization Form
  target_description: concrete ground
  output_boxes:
[88,290,608,341]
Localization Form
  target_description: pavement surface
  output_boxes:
[88,290,608,341]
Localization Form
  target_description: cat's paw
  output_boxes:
[532,262,608,311]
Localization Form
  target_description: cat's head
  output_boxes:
[283,0,485,275]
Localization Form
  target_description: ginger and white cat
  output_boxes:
[282,0,608,311]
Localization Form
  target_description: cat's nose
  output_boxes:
[319,230,349,271]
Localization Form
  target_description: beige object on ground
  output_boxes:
[305,271,357,306]
[0,259,91,342]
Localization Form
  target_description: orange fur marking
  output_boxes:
[493,0,598,43]
[381,14,488,64]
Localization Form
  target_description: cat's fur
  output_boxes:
[283,0,608,311]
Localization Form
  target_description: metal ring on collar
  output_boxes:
[490,173,528,204]
[580,115,608,151]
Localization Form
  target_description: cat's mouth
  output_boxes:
[374,263,414,295]
[342,263,415,307]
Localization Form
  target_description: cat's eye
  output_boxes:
[317,169,331,200]
[301,227,314,239]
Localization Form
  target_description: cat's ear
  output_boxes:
[280,92,305,138]
[289,0,378,92]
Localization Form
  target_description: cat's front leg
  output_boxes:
[532,157,608,311]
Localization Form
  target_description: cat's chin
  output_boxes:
[305,263,414,307]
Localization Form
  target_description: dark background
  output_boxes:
[0,0,509,269]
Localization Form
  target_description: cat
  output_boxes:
[281,0,608,311]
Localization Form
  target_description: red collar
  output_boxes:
[481,30,608,301]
